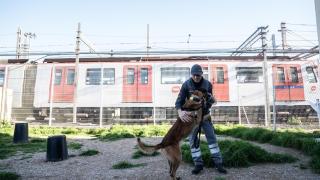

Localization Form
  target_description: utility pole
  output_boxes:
[271,34,276,56]
[73,23,81,124]
[278,22,288,56]
[315,0,320,70]
[23,32,36,60]
[146,24,151,60]
[315,0,320,127]
[16,27,22,59]
[261,26,270,126]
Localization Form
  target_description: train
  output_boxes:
[0,56,319,124]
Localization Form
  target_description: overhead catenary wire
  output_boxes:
[287,30,318,46]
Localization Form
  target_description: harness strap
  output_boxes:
[194,100,206,149]
[194,121,202,149]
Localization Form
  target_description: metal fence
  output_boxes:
[1,61,320,127]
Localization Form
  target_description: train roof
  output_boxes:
[0,59,28,64]
[42,56,293,63]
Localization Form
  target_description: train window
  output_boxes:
[140,68,148,84]
[127,68,135,84]
[103,68,115,85]
[236,67,262,83]
[86,68,101,85]
[216,67,224,83]
[66,69,75,85]
[202,67,208,80]
[54,69,62,85]
[306,67,317,83]
[277,67,285,83]
[161,67,190,84]
[290,67,299,83]
[0,69,4,86]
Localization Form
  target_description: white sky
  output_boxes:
[0,0,318,58]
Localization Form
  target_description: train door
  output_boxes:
[210,64,229,101]
[272,64,304,101]
[123,65,152,102]
[49,66,75,102]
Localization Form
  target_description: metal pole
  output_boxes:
[261,27,270,126]
[1,66,8,121]
[73,23,81,124]
[49,64,55,126]
[16,27,21,59]
[271,34,276,56]
[279,22,287,56]
[317,99,320,127]
[146,24,150,60]
[272,70,277,131]
[99,63,103,127]
[237,83,241,125]
[315,0,320,127]
[152,64,156,125]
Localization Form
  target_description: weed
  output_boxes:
[112,161,145,169]
[215,177,226,180]
[0,172,20,180]
[68,142,83,150]
[287,116,302,125]
[79,149,99,156]
[131,150,160,159]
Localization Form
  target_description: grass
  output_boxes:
[215,177,226,180]
[1,123,319,173]
[97,124,170,141]
[215,125,320,173]
[182,140,297,167]
[68,142,83,150]
[0,133,46,160]
[79,149,99,156]
[131,149,160,159]
[112,161,145,169]
[0,172,20,180]
[0,124,170,160]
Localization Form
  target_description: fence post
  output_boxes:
[49,64,55,126]
[99,62,103,127]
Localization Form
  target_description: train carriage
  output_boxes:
[1,56,319,124]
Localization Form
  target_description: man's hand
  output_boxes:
[178,109,193,122]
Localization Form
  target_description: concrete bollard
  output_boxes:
[46,135,68,162]
[13,123,29,143]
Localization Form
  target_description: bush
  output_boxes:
[215,125,320,173]
[181,140,297,168]
[287,116,302,125]
[310,155,320,174]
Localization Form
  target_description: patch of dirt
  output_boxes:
[0,137,319,180]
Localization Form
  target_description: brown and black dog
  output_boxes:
[137,90,207,180]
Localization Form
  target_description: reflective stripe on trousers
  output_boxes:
[188,119,223,166]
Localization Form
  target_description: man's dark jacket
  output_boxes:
[175,78,215,115]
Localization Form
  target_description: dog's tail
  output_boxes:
[137,138,161,154]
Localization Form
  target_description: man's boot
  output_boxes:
[191,165,203,174]
[216,164,227,174]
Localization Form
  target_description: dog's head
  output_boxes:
[182,90,205,111]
